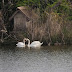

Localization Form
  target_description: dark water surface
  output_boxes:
[0,45,72,72]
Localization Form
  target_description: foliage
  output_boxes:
[0,0,72,44]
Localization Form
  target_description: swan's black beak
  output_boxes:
[25,40,28,44]
[25,40,26,42]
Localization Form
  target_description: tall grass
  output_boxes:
[26,11,72,45]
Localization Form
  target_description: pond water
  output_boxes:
[0,45,72,72]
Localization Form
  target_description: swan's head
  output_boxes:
[23,38,28,43]
[25,38,30,44]
[26,38,30,41]
[23,38,30,46]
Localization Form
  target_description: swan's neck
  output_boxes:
[28,40,30,47]
[23,39,25,44]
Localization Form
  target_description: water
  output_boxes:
[0,45,72,72]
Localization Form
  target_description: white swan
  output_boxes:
[16,38,26,47]
[26,38,43,48]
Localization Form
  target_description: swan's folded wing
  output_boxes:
[16,42,24,46]
[31,41,40,45]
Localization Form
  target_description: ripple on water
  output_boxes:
[0,45,72,72]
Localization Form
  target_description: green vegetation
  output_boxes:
[0,0,72,45]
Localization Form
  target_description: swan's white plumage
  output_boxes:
[16,42,25,47]
[16,38,26,47]
[27,39,43,48]
[16,38,43,48]
[31,41,41,45]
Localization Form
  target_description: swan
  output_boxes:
[26,38,43,48]
[16,38,27,47]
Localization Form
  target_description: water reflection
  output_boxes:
[0,45,72,72]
